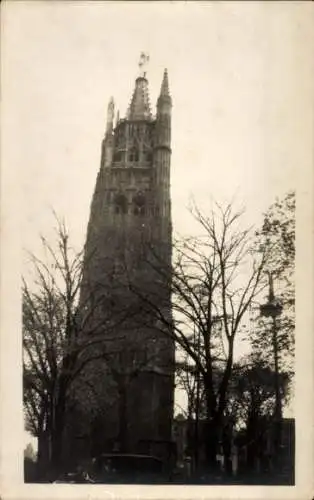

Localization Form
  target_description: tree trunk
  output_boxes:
[203,381,219,471]
[222,431,232,476]
[118,385,128,452]
[205,338,234,474]
[245,416,258,474]
[204,419,219,469]
[37,430,50,480]
[51,380,67,474]
[51,414,64,474]
[203,399,220,471]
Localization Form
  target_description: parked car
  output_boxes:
[53,468,95,484]
[90,453,170,484]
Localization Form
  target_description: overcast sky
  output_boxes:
[3,3,313,449]
[3,1,308,258]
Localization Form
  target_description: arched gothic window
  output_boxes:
[114,193,128,214]
[144,150,152,162]
[113,151,122,162]
[128,147,139,163]
[133,193,146,216]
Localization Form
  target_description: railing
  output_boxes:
[112,161,151,169]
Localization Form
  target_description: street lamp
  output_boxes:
[194,326,201,473]
[260,271,283,460]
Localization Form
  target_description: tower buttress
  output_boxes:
[153,69,172,235]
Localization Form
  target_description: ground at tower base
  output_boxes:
[25,416,294,484]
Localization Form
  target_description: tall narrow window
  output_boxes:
[144,150,152,162]
[133,193,146,215]
[113,151,122,162]
[128,147,139,162]
[114,193,128,214]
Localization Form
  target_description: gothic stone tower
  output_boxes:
[66,61,175,465]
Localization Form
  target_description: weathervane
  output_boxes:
[138,52,150,78]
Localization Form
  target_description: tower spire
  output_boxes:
[155,68,172,150]
[157,69,172,109]
[160,68,170,97]
[126,53,152,121]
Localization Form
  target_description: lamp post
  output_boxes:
[194,324,201,473]
[260,272,283,461]
[192,283,207,475]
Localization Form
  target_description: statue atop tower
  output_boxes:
[138,52,150,78]
[127,54,152,121]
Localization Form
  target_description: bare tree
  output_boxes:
[23,216,168,475]
[128,202,267,469]
[23,218,136,473]
[23,220,84,471]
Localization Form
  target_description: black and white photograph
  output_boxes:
[1,1,313,499]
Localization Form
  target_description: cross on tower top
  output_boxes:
[138,52,150,78]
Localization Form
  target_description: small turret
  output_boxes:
[105,97,115,135]
[101,97,115,168]
[155,69,172,150]
[152,69,172,232]
[159,68,170,98]
[115,110,120,128]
